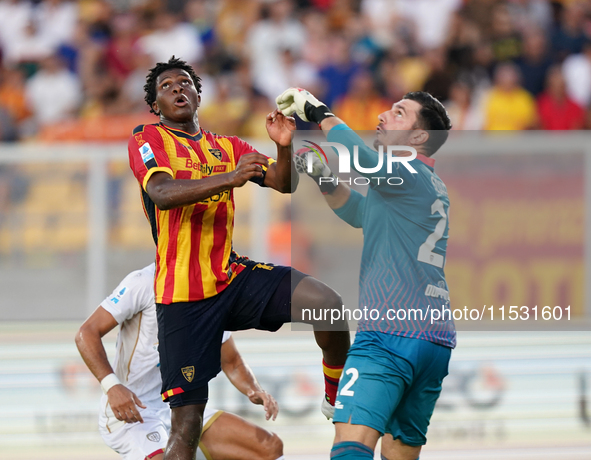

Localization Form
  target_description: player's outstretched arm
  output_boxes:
[220,337,279,421]
[145,152,270,210]
[75,307,146,423]
[264,109,298,193]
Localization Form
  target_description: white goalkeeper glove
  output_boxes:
[276,88,335,124]
[294,148,339,195]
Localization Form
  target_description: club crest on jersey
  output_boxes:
[139,142,155,164]
[209,148,223,161]
[146,432,161,442]
[181,366,195,382]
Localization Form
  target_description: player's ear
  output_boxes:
[197,94,201,108]
[410,129,428,147]
[152,101,160,115]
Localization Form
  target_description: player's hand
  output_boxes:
[247,389,279,421]
[276,87,334,124]
[294,147,333,178]
[107,384,146,424]
[229,153,269,188]
[266,109,296,147]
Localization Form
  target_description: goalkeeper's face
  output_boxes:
[374,99,421,149]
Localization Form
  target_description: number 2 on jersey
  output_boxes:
[417,199,447,268]
[340,368,359,396]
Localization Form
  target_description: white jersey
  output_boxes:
[98,263,230,434]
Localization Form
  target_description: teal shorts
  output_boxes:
[333,331,451,446]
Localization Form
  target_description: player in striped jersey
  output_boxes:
[76,263,284,460]
[277,88,455,460]
[128,57,350,460]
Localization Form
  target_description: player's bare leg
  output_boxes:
[200,412,283,460]
[292,276,350,362]
[292,276,350,416]
[380,433,421,460]
[165,404,206,460]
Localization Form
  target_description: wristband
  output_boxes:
[100,373,121,394]
[304,103,335,125]
[317,172,339,195]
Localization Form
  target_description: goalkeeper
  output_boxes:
[277,88,456,460]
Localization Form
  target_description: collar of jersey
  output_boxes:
[160,124,203,141]
[416,153,435,168]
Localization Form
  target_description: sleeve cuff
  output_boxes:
[142,167,173,191]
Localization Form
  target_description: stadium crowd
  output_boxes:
[0,0,590,142]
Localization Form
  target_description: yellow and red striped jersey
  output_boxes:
[128,123,274,304]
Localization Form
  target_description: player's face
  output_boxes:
[153,68,200,122]
[375,99,422,147]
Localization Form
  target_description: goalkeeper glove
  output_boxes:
[276,88,335,125]
[294,148,338,195]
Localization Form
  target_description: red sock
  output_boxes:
[323,360,344,405]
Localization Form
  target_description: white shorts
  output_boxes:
[100,406,223,460]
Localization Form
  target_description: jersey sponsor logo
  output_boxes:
[431,176,448,196]
[185,159,227,175]
[424,283,450,301]
[199,189,230,204]
[209,148,223,161]
[139,143,155,164]
[109,287,127,304]
[181,366,195,382]
[146,431,161,442]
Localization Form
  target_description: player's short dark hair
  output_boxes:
[144,56,202,114]
[403,91,452,156]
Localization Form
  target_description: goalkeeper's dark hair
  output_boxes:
[144,56,202,114]
[403,91,452,156]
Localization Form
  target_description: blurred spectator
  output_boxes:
[246,0,305,101]
[300,9,331,68]
[137,10,203,65]
[104,13,140,82]
[119,53,154,113]
[199,74,248,135]
[562,39,591,109]
[0,67,31,127]
[185,0,216,49]
[482,62,537,130]
[444,79,484,130]
[422,47,455,101]
[537,65,585,130]
[333,70,391,130]
[396,0,462,50]
[506,0,553,32]
[25,54,82,128]
[240,90,275,139]
[318,35,361,107]
[216,0,260,57]
[360,0,401,49]
[35,0,79,52]
[551,1,589,61]
[0,0,33,64]
[514,29,552,97]
[490,2,522,62]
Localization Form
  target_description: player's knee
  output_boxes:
[331,441,374,459]
[260,432,283,460]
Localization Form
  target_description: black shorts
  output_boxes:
[157,260,307,402]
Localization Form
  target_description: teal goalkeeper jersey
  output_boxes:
[327,125,456,348]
